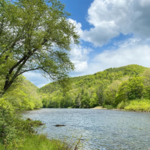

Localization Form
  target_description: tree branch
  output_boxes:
[17,67,41,76]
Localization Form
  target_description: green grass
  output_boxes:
[19,134,69,150]
[0,144,5,150]
[0,138,5,150]
[0,134,76,150]
[0,118,81,150]
[125,99,150,112]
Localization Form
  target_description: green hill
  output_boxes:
[39,64,146,94]
[2,76,42,110]
[39,64,150,111]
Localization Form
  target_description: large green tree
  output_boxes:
[0,0,79,95]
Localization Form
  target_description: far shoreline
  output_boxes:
[91,106,150,113]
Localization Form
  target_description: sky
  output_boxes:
[24,0,150,87]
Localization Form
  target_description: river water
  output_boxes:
[23,109,150,150]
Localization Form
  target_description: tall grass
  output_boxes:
[19,134,68,150]
[0,134,81,150]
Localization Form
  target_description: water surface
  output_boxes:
[23,109,150,150]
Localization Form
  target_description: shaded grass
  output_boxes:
[0,144,5,150]
[103,105,114,109]
[0,138,5,149]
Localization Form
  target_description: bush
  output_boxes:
[103,105,114,109]
[117,101,129,109]
[125,99,150,112]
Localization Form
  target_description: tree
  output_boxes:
[0,0,79,95]
[96,80,110,105]
[104,80,121,106]
[142,69,150,86]
[127,77,144,100]
[115,80,129,106]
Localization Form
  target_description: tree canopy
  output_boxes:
[39,64,150,110]
[0,0,79,95]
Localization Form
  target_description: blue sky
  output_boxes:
[24,0,150,87]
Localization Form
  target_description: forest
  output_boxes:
[40,64,150,112]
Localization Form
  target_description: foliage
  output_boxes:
[127,77,145,100]
[117,101,129,109]
[104,80,121,106]
[0,0,79,95]
[1,76,42,110]
[0,98,22,149]
[40,64,150,110]
[125,99,150,112]
[12,133,82,150]
[0,75,43,149]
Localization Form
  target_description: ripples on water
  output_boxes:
[23,109,150,150]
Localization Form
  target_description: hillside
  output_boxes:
[2,76,42,110]
[39,64,146,94]
[39,64,150,111]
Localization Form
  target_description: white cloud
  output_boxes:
[69,44,92,73]
[80,0,150,47]
[83,38,150,74]
[24,72,51,88]
[68,19,83,36]
[24,38,150,87]
[71,61,88,72]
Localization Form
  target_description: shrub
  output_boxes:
[117,101,129,109]
[125,99,150,112]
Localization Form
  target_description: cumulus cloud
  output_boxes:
[83,38,150,74]
[69,44,92,73]
[80,0,150,46]
[68,19,83,36]
[24,38,150,86]
[24,72,51,88]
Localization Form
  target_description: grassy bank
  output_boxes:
[124,99,150,112]
[0,134,73,150]
[93,99,150,112]
[19,134,71,150]
[0,118,81,150]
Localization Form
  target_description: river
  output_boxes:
[23,109,150,150]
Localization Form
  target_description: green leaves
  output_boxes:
[39,65,150,109]
[0,0,79,94]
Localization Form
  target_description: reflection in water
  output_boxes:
[23,109,150,150]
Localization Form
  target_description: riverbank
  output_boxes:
[18,134,70,150]
[0,118,80,150]
[93,100,150,113]
[92,106,120,110]
[0,134,72,150]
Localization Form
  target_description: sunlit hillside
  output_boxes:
[39,64,150,111]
